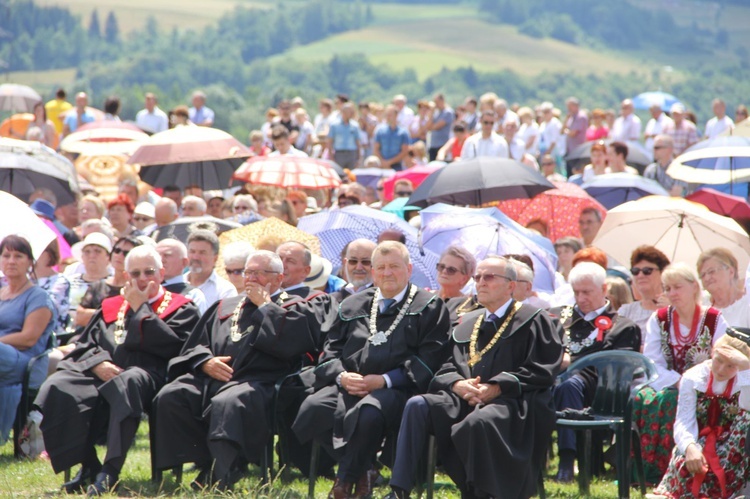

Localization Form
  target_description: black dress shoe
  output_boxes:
[554,467,574,483]
[86,471,118,497]
[62,465,100,493]
[190,467,214,491]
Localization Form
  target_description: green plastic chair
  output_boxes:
[556,350,658,499]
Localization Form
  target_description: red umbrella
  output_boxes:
[495,181,606,241]
[232,156,342,190]
[382,164,442,201]
[686,188,750,220]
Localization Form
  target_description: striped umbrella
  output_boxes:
[233,156,342,190]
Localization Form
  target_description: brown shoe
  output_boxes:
[328,478,354,499]
[353,468,378,499]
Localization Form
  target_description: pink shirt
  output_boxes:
[585,126,609,142]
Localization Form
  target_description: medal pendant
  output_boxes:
[370,331,388,346]
[232,325,254,343]
[114,333,125,345]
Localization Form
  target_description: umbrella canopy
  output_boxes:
[720,118,750,138]
[420,205,558,293]
[77,121,144,133]
[297,205,440,289]
[686,188,750,220]
[75,155,136,202]
[60,127,149,155]
[218,217,321,255]
[0,113,33,139]
[582,173,668,210]
[593,196,750,275]
[381,197,420,220]
[495,181,606,241]
[631,91,681,112]
[232,156,342,190]
[406,157,554,208]
[352,167,395,189]
[150,216,242,244]
[565,139,653,173]
[0,137,80,204]
[129,126,252,190]
[0,84,42,112]
[382,164,442,201]
[0,191,57,259]
[666,140,750,185]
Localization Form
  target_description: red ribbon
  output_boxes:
[594,315,612,342]
[691,372,734,499]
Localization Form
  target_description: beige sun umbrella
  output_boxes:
[593,196,750,274]
[75,154,141,202]
[719,118,750,137]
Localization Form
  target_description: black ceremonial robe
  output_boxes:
[152,292,322,479]
[424,304,563,499]
[292,285,451,453]
[35,292,199,473]
[445,294,483,327]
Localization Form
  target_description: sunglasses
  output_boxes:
[630,267,657,276]
[394,191,413,197]
[473,273,511,283]
[128,268,158,279]
[112,247,130,256]
[436,263,461,275]
[346,258,372,267]
[376,186,384,191]
[225,268,244,276]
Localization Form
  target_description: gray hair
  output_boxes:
[246,249,284,273]
[187,229,220,255]
[182,195,207,213]
[125,245,163,271]
[81,218,114,241]
[223,241,255,267]
[514,261,534,283]
[440,245,477,276]
[569,261,606,288]
[483,255,517,281]
[364,155,382,168]
[233,194,258,212]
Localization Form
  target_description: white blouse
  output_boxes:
[643,311,727,391]
[673,361,750,454]
[618,301,654,345]
[716,294,750,329]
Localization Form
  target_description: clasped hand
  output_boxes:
[92,361,123,382]
[341,372,385,397]
[452,376,501,406]
[202,356,234,382]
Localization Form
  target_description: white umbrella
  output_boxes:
[0,191,57,259]
[0,84,42,112]
[593,196,750,274]
[666,142,750,185]
[0,138,80,204]
[60,127,149,155]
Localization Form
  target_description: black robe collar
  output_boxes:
[338,284,436,321]
[452,302,541,343]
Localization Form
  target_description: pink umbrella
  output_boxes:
[77,121,144,133]
[495,181,606,241]
[233,156,341,190]
[41,219,72,264]
[382,164,442,201]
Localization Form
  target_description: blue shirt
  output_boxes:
[63,111,96,133]
[375,124,410,161]
[328,119,360,151]
[189,106,215,125]
[430,107,455,147]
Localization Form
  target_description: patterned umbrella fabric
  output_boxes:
[218,217,321,255]
[352,167,395,189]
[297,205,439,289]
[382,164,442,201]
[0,84,42,112]
[495,181,606,242]
[233,156,342,190]
[582,173,668,210]
[75,154,137,201]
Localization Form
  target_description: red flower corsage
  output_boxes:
[594,315,612,342]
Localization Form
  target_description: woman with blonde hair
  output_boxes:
[635,262,728,483]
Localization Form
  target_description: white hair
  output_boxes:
[233,194,258,212]
[81,218,114,241]
[569,262,606,288]
[156,238,187,259]
[182,195,207,213]
[125,245,163,271]
[514,261,534,283]
[223,241,255,266]
[246,250,284,273]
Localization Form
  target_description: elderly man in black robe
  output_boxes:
[548,261,641,482]
[34,245,200,496]
[292,241,451,499]
[152,249,327,490]
[385,256,563,499]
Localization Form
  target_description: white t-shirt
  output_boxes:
[610,114,642,142]
[460,132,509,159]
[704,115,734,139]
[538,117,563,156]
[644,113,673,151]
[518,122,539,155]
[269,146,308,158]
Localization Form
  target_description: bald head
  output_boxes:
[155,197,179,226]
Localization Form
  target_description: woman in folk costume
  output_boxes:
[635,263,727,484]
[649,332,750,499]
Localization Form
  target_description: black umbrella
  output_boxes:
[151,216,242,243]
[406,157,554,208]
[565,139,653,174]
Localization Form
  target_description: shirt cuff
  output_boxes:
[382,373,392,389]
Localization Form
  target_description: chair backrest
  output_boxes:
[560,350,658,418]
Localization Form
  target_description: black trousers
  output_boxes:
[337,405,386,483]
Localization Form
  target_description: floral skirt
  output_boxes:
[633,386,678,484]
[653,410,750,499]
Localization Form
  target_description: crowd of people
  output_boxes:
[1,86,750,499]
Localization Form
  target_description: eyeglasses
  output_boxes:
[630,266,658,276]
[128,268,158,279]
[242,269,280,278]
[473,273,512,283]
[112,247,130,256]
[394,191,413,197]
[225,268,244,276]
[653,145,669,150]
[133,216,152,223]
[436,263,461,275]
[699,266,727,280]
[346,258,372,267]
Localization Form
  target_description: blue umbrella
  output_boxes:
[667,137,750,198]
[582,173,668,210]
[632,91,681,112]
[420,204,558,293]
[297,205,439,289]
[382,197,420,220]
[352,167,395,189]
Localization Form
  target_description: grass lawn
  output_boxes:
[0,68,77,96]
[0,424,622,497]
